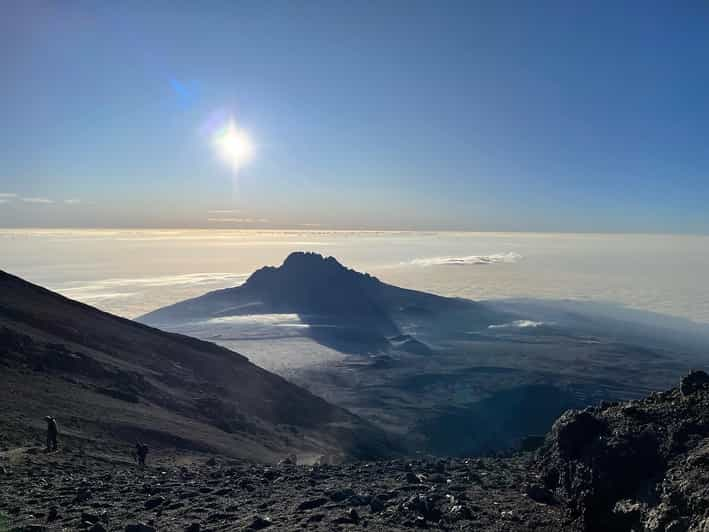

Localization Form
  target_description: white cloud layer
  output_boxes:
[22,197,54,204]
[488,320,547,329]
[207,217,269,223]
[0,193,81,205]
[407,252,522,266]
[59,272,249,294]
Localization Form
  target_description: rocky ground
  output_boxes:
[0,447,566,531]
[3,371,709,532]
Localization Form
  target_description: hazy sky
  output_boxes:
[2,1,708,232]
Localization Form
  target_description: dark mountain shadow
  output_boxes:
[486,298,709,357]
[417,384,585,456]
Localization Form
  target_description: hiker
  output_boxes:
[45,416,58,452]
[135,442,149,466]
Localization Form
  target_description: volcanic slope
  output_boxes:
[0,270,397,463]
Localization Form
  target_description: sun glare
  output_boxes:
[213,119,255,173]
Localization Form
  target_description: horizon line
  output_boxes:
[0,226,708,238]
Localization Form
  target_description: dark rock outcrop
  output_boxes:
[537,370,709,531]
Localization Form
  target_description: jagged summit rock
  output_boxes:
[248,252,374,285]
[241,252,388,320]
[680,369,709,397]
[537,369,709,531]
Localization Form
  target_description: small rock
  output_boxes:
[81,511,100,524]
[332,508,359,525]
[328,487,355,502]
[278,455,295,466]
[403,494,442,522]
[405,471,420,484]
[449,503,473,521]
[434,460,446,473]
[306,514,325,523]
[144,495,166,510]
[370,496,385,513]
[262,468,279,481]
[297,497,328,511]
[247,515,272,530]
[206,457,217,466]
[125,524,156,532]
[347,494,371,506]
[525,484,557,505]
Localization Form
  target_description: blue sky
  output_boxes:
[1,1,708,232]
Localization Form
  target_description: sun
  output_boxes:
[213,119,255,173]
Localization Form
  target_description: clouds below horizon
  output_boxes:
[488,320,547,329]
[22,197,54,204]
[406,252,522,267]
[0,192,82,206]
[207,217,270,224]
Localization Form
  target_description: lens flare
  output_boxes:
[213,119,255,174]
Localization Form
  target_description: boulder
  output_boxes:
[346,494,371,506]
[246,515,272,530]
[332,508,359,525]
[370,496,385,513]
[296,497,328,511]
[125,524,156,532]
[328,487,355,502]
[448,504,473,521]
[680,370,709,397]
[537,370,709,531]
[401,494,442,522]
[524,484,557,505]
[405,471,420,484]
[144,495,166,510]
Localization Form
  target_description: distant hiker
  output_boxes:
[135,442,149,466]
[45,416,58,452]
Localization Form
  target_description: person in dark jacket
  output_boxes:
[135,442,149,466]
[45,416,58,452]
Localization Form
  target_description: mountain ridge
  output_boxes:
[138,251,500,332]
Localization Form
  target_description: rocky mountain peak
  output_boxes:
[239,252,388,321]
[244,252,377,289]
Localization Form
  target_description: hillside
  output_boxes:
[0,270,397,463]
